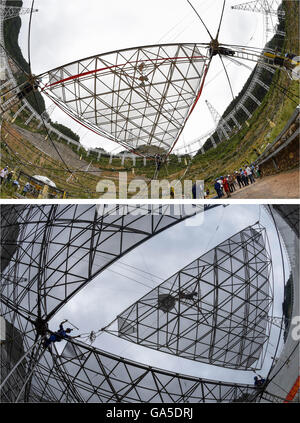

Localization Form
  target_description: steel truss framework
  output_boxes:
[0,206,284,403]
[0,5,38,21]
[205,99,231,145]
[36,42,293,158]
[109,224,273,370]
[232,1,286,44]
[0,326,264,403]
[0,204,207,321]
[0,204,273,403]
[40,44,209,156]
[232,1,285,17]
[1,3,295,161]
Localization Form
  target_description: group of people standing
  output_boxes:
[0,166,20,190]
[214,164,260,198]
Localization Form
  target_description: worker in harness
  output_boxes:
[254,376,266,388]
[1,77,40,113]
[17,78,40,101]
[43,320,78,349]
[209,41,235,58]
[178,290,198,300]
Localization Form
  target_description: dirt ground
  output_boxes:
[229,169,300,199]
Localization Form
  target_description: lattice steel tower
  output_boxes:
[231,1,286,42]
[0,2,38,78]
[205,100,232,143]
[0,4,38,21]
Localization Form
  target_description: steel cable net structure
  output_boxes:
[108,224,273,370]
[0,204,206,319]
[1,0,298,163]
[0,204,278,403]
[41,44,209,156]
[37,42,295,159]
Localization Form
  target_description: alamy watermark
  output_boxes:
[95,203,206,227]
[291,316,300,341]
[96,172,204,200]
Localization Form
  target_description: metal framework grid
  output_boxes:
[0,204,275,403]
[37,42,287,158]
[0,204,206,320]
[35,340,262,403]
[1,2,293,162]
[111,224,273,370]
[0,5,38,21]
[0,329,261,403]
[40,44,209,156]
[232,1,285,17]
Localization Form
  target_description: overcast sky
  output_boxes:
[48,204,289,385]
[16,0,279,154]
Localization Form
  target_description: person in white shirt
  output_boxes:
[0,167,8,184]
[246,165,255,184]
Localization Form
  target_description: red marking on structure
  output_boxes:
[284,376,300,403]
[43,58,209,159]
[42,55,207,90]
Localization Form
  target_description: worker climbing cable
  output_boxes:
[254,375,266,388]
[43,320,80,349]
[0,77,41,113]
[16,78,40,101]
[178,290,198,301]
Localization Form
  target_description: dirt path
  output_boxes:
[228,169,300,199]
